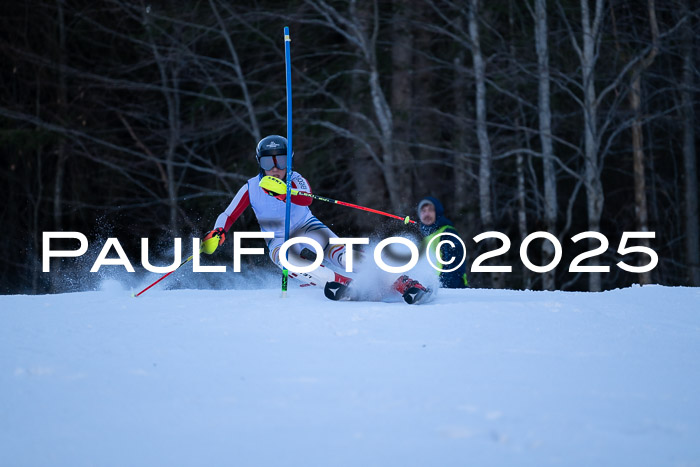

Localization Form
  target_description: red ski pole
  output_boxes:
[133,236,220,297]
[259,176,416,224]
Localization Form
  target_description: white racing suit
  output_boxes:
[213,172,347,286]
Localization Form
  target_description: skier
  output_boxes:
[203,135,430,303]
[417,196,468,289]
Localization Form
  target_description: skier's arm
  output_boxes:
[203,184,250,254]
[214,183,250,233]
[290,175,313,206]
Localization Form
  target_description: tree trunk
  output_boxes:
[469,0,501,288]
[167,64,181,237]
[627,0,658,285]
[413,1,439,196]
[681,0,700,286]
[510,0,532,290]
[352,2,404,214]
[343,1,386,231]
[516,152,532,289]
[628,73,651,284]
[147,19,180,236]
[350,60,387,232]
[535,0,557,290]
[452,51,475,244]
[209,0,260,142]
[54,0,67,232]
[390,0,413,212]
[580,0,605,292]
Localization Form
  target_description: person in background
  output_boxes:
[417,196,468,289]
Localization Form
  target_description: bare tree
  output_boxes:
[53,0,69,232]
[559,0,607,291]
[624,0,659,285]
[534,0,558,290]
[681,0,700,285]
[452,51,477,245]
[390,0,414,212]
[469,0,502,288]
[1,0,698,294]
[146,19,183,235]
[301,0,413,213]
[208,0,260,143]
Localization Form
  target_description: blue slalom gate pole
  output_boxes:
[282,26,292,297]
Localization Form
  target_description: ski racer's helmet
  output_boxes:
[256,135,291,174]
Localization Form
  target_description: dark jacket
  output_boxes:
[418,196,468,288]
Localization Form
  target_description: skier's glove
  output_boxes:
[261,180,287,201]
[202,227,225,254]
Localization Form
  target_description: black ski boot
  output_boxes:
[392,275,432,304]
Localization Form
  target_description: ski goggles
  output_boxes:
[259,155,288,171]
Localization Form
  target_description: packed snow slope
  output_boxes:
[1,284,699,467]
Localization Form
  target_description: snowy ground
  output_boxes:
[1,284,699,466]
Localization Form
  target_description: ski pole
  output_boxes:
[132,236,221,297]
[260,176,416,224]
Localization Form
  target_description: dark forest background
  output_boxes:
[2,0,699,294]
